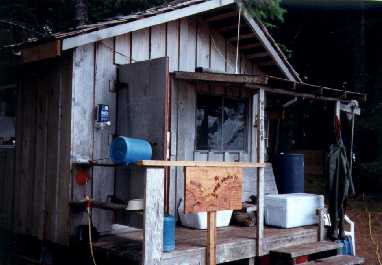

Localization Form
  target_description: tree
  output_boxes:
[245,0,286,28]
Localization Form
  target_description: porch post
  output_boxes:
[143,167,164,265]
[256,88,265,256]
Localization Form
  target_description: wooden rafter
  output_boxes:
[248,52,269,59]
[205,10,238,22]
[217,23,246,32]
[228,33,257,42]
[240,42,263,50]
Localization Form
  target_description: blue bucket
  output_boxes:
[163,215,176,252]
[110,136,152,164]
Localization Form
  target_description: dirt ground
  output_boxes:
[347,198,382,265]
[305,174,382,265]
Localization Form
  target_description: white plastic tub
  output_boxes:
[264,193,324,228]
[178,202,233,229]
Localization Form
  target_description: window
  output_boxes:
[196,94,247,151]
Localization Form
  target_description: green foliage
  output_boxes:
[245,0,286,29]
[243,0,291,58]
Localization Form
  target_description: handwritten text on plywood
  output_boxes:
[184,167,242,213]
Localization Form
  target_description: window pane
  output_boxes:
[196,95,222,150]
[223,98,246,150]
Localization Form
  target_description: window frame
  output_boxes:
[194,93,250,152]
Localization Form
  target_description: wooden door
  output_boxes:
[115,57,169,226]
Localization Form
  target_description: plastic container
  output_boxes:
[178,202,233,229]
[273,153,304,194]
[264,193,324,228]
[110,136,152,164]
[163,215,176,252]
[337,236,354,256]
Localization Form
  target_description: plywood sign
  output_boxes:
[184,167,243,213]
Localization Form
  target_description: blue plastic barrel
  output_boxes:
[273,153,304,194]
[163,215,176,252]
[110,136,152,164]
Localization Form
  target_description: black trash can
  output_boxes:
[273,153,304,194]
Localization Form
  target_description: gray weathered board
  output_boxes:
[14,55,72,244]
[71,40,117,234]
[0,147,15,231]
[116,57,169,226]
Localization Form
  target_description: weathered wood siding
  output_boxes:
[14,54,72,244]
[10,14,270,245]
[114,17,259,74]
[68,16,264,234]
[71,41,117,234]
[0,147,15,231]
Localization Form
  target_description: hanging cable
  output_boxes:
[235,5,242,74]
[86,196,98,265]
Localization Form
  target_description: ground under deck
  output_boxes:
[94,225,318,264]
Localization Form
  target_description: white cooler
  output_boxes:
[264,193,324,228]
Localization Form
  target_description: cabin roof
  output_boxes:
[22,0,300,81]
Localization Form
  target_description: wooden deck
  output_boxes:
[93,225,318,264]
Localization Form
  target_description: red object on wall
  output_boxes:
[295,255,309,264]
[75,168,90,186]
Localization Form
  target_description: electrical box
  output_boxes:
[95,104,111,128]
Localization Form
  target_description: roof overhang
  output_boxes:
[172,71,367,103]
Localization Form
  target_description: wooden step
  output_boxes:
[301,255,364,265]
[270,241,342,258]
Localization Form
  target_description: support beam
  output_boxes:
[207,211,217,265]
[218,23,246,33]
[229,33,257,42]
[21,40,61,63]
[172,71,366,102]
[240,42,263,50]
[143,167,164,265]
[316,208,325,241]
[256,88,265,256]
[205,11,238,22]
[248,52,269,59]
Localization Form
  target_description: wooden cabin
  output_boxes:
[1,0,366,264]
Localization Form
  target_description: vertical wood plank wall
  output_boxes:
[0,147,15,231]
[113,17,257,73]
[14,54,72,244]
[71,41,117,234]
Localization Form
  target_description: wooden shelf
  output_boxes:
[72,160,265,168]
[136,160,265,168]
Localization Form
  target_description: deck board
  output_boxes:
[93,225,317,264]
